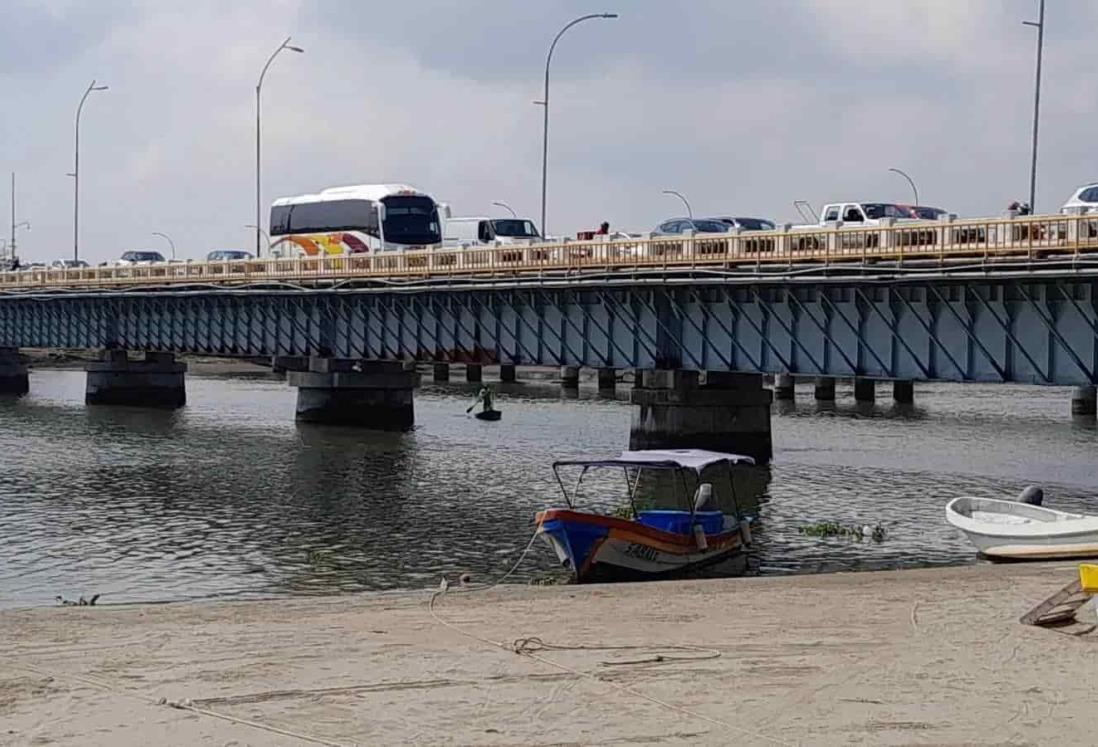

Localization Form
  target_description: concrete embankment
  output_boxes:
[2,564,1096,746]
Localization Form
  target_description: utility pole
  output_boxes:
[1024,0,1045,212]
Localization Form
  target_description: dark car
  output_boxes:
[653,218,732,236]
[899,205,948,221]
[207,250,254,261]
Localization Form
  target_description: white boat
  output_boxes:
[945,495,1098,560]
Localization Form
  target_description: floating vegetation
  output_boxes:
[799,522,887,542]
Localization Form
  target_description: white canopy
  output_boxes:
[553,448,754,473]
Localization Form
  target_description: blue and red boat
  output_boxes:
[536,449,755,583]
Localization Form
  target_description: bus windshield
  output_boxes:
[491,219,540,238]
[383,196,441,246]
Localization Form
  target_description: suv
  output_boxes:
[1061,183,1098,215]
[50,259,90,270]
[117,250,166,265]
[207,250,253,261]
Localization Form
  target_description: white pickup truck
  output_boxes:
[815,202,920,227]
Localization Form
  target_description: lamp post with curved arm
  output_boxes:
[537,13,617,239]
[256,37,304,259]
[72,80,108,262]
[492,201,517,218]
[245,224,272,256]
[1023,0,1045,213]
[152,232,176,261]
[661,189,693,219]
[887,168,919,206]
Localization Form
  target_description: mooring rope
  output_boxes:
[427,527,797,747]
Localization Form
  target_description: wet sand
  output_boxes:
[3,563,1096,746]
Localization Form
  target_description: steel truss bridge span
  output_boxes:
[3,263,1098,386]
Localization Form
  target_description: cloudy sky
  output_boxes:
[1,0,1095,263]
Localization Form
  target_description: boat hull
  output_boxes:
[536,509,747,583]
[474,410,501,421]
[946,496,1098,560]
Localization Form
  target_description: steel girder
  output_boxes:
[1,279,1098,385]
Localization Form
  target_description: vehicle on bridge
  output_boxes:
[1061,182,1098,215]
[443,216,541,247]
[116,250,166,266]
[652,217,733,236]
[269,184,445,257]
[50,259,90,270]
[206,250,253,261]
[714,216,777,232]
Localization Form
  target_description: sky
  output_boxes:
[1,0,1096,263]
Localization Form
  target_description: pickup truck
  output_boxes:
[791,202,948,255]
[816,202,918,226]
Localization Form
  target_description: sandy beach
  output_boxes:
[3,563,1097,746]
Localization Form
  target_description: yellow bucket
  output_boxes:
[1079,564,1098,593]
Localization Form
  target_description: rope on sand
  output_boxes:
[427,529,797,747]
[9,660,350,747]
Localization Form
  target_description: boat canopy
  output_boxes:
[553,449,754,474]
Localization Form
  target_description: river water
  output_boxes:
[1,369,1097,609]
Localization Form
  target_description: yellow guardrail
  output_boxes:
[3,213,1098,291]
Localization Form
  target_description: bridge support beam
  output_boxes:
[465,364,482,383]
[0,348,29,395]
[500,364,517,383]
[271,355,308,375]
[1072,385,1097,417]
[893,380,915,405]
[630,370,773,465]
[561,366,580,390]
[433,362,450,383]
[289,359,417,430]
[814,377,836,402]
[86,351,186,408]
[597,367,616,394]
[773,373,795,401]
[853,378,876,403]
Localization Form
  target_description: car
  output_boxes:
[898,205,948,221]
[206,250,254,261]
[713,217,777,231]
[443,217,541,246]
[652,218,733,236]
[1061,183,1098,215]
[49,259,90,270]
[116,250,166,266]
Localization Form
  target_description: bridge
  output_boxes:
[3,211,1098,463]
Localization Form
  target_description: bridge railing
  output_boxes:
[4,213,1098,290]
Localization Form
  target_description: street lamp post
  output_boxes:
[10,172,30,262]
[887,168,920,206]
[537,13,617,239]
[256,37,304,259]
[1023,0,1045,213]
[72,80,108,263]
[661,189,693,219]
[492,201,518,218]
[245,224,272,256]
[152,231,176,261]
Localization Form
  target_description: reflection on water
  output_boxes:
[2,371,1098,608]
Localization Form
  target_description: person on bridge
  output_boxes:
[596,221,610,235]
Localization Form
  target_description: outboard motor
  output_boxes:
[1017,485,1044,506]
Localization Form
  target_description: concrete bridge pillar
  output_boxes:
[432,362,450,383]
[597,367,616,394]
[1072,385,1097,416]
[814,377,836,402]
[500,364,517,383]
[0,348,29,395]
[289,358,417,430]
[561,366,580,389]
[465,364,482,383]
[773,373,795,401]
[853,378,876,403]
[630,370,773,464]
[86,350,186,408]
[893,380,915,405]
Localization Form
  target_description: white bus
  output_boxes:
[269,184,445,257]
